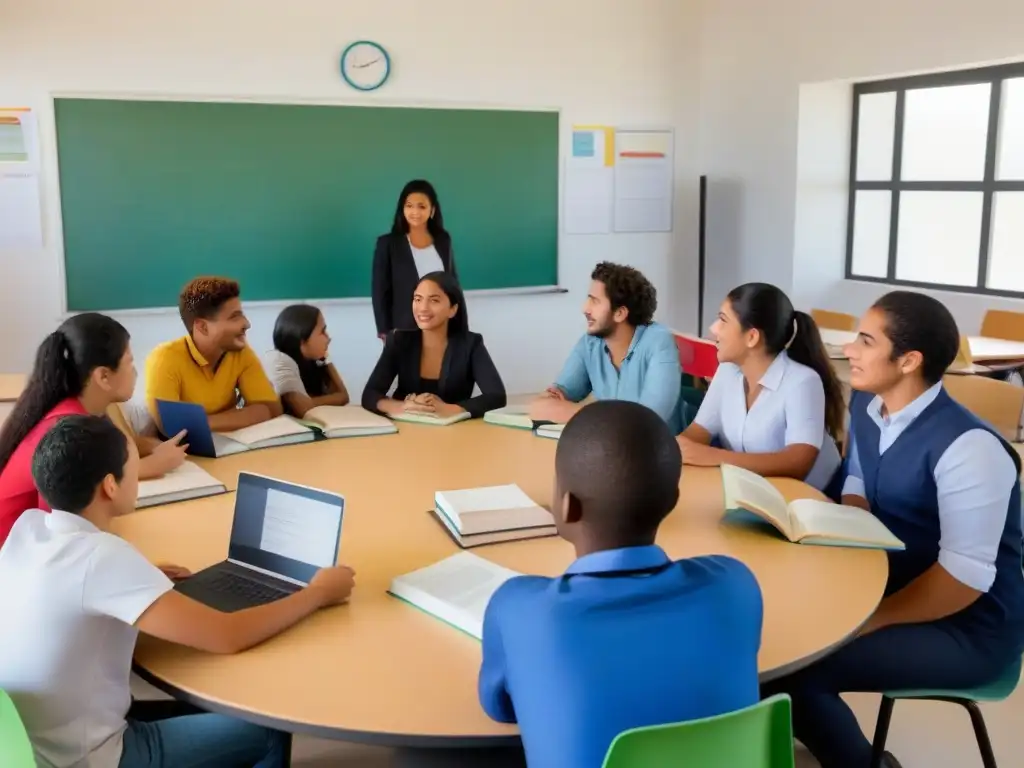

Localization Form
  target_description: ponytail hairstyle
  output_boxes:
[726,283,845,439]
[0,313,130,470]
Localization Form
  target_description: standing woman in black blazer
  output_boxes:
[372,179,463,339]
[362,271,505,419]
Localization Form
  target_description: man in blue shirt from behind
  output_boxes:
[763,291,1024,768]
[478,400,763,768]
[529,262,683,431]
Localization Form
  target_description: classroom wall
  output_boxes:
[0,0,701,393]
[698,0,1024,334]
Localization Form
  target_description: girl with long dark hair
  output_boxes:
[676,282,844,492]
[263,304,350,418]
[0,313,187,546]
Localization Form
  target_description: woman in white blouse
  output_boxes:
[677,283,845,493]
[263,305,350,418]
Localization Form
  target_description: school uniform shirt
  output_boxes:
[555,322,683,430]
[0,397,87,548]
[693,352,841,491]
[0,509,173,768]
[478,546,763,768]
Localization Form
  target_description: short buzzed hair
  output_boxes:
[32,415,128,515]
[556,400,681,540]
[178,276,240,332]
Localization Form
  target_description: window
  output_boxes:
[846,63,1024,296]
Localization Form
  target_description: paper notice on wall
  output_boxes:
[564,125,614,234]
[612,129,674,233]
[0,108,43,249]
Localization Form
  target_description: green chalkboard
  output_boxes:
[54,98,559,311]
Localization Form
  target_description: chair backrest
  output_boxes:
[601,694,795,768]
[811,309,858,332]
[0,690,35,768]
[673,333,720,379]
[943,374,1024,444]
[981,309,1024,343]
[953,335,974,368]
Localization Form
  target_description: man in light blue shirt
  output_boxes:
[479,401,762,768]
[529,262,682,430]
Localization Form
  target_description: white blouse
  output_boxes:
[410,239,444,278]
[693,352,841,491]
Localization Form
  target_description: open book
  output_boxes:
[157,400,316,458]
[721,464,905,550]
[483,405,533,429]
[136,461,227,508]
[534,423,564,440]
[390,410,472,426]
[299,405,397,438]
[212,416,316,457]
[433,484,556,547]
[389,552,521,639]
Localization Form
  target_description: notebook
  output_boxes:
[388,552,521,639]
[432,483,556,547]
[156,400,316,458]
[483,405,533,429]
[534,423,564,440]
[136,461,228,508]
[390,410,472,426]
[721,464,905,550]
[299,405,397,438]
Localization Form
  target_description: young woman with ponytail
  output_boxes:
[0,313,188,546]
[676,282,845,493]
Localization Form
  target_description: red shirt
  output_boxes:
[0,398,87,547]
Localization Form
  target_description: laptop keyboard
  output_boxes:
[203,571,291,604]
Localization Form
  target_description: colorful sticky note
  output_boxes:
[572,131,595,158]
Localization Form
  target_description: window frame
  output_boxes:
[845,62,1024,298]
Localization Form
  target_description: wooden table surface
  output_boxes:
[114,420,888,746]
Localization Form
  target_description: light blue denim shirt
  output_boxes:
[555,322,682,430]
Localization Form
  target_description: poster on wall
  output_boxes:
[0,107,44,249]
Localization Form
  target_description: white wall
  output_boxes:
[698,0,1024,334]
[0,0,701,393]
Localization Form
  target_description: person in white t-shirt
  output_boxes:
[0,415,356,768]
[262,304,350,419]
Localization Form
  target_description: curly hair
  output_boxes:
[178,277,241,332]
[591,262,657,326]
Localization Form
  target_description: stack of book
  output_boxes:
[431,483,557,548]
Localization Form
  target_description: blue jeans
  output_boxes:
[119,712,289,768]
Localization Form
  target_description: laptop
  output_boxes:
[174,472,345,612]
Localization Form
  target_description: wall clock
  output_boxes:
[340,41,391,91]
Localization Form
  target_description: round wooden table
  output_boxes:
[114,420,888,747]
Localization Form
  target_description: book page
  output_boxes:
[220,415,311,445]
[394,552,519,622]
[721,464,792,538]
[138,461,223,499]
[304,405,393,431]
[787,499,904,549]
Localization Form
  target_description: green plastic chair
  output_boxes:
[601,694,795,768]
[870,656,1022,768]
[0,689,34,768]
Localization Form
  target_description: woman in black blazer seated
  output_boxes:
[362,272,505,420]
[372,179,463,339]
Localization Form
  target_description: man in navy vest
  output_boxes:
[764,290,1024,768]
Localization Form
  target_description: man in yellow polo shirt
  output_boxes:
[145,277,283,432]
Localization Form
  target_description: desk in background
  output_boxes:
[115,422,887,747]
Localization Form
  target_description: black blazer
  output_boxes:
[361,330,506,418]
[371,231,461,335]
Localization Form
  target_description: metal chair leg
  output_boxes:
[962,700,997,768]
[870,696,895,768]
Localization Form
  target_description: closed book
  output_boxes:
[435,484,553,536]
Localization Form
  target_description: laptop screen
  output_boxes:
[227,472,344,584]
